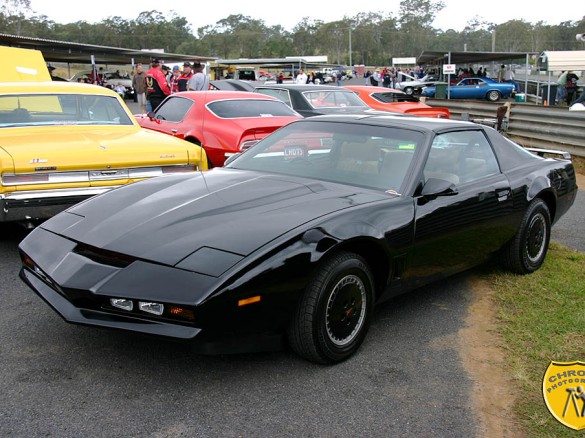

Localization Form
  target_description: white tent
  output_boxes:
[538,51,585,72]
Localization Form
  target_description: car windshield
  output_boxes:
[226,120,423,192]
[206,99,299,118]
[0,94,134,127]
[302,90,367,109]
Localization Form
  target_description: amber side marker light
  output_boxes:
[22,254,35,269]
[168,306,195,321]
[238,296,261,307]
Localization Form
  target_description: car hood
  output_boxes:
[42,168,388,267]
[0,126,191,173]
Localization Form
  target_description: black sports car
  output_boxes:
[253,84,386,118]
[19,115,577,364]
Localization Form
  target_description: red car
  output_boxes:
[344,86,450,119]
[136,91,301,167]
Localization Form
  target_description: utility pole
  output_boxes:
[349,27,352,68]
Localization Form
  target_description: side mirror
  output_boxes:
[146,111,155,120]
[420,177,458,198]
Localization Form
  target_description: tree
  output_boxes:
[0,0,32,35]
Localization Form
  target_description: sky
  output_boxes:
[29,0,578,33]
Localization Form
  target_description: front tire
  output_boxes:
[487,90,501,102]
[288,252,374,364]
[501,198,551,274]
[404,86,414,95]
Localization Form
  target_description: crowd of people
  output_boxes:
[135,58,209,112]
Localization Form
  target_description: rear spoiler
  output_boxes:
[525,147,571,160]
[403,107,450,119]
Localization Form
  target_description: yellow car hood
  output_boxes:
[0,125,193,173]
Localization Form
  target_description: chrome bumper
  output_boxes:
[0,186,118,222]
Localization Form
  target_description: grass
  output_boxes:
[484,243,585,436]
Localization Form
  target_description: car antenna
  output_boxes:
[198,149,210,193]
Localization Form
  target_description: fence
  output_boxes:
[427,99,585,158]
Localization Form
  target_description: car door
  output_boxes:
[406,129,515,286]
[140,96,197,139]
[451,79,483,99]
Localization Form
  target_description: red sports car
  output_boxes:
[344,86,450,119]
[136,91,301,167]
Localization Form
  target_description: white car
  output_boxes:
[394,73,438,95]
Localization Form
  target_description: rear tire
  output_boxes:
[501,199,551,274]
[404,86,414,95]
[288,252,374,364]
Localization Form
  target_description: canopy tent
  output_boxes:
[537,51,585,72]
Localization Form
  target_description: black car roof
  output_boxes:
[293,113,478,132]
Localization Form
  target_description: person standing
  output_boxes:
[295,69,308,84]
[132,63,147,112]
[177,62,193,92]
[370,69,380,86]
[187,62,209,91]
[497,64,506,82]
[565,71,580,106]
[170,65,181,93]
[556,71,568,104]
[144,58,171,112]
[504,67,520,93]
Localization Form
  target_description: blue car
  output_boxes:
[422,77,515,102]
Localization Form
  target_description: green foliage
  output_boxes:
[0,0,583,63]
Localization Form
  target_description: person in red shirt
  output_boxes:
[177,62,193,92]
[144,58,171,111]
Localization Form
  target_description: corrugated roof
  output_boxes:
[0,33,215,65]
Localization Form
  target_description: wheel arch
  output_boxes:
[527,175,557,222]
[323,238,390,301]
[185,136,216,167]
[534,189,557,223]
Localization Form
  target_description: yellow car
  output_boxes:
[0,81,207,225]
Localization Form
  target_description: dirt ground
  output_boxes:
[462,171,583,438]
[460,278,526,438]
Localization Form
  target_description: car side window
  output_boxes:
[154,96,192,122]
[424,131,500,186]
[255,89,292,107]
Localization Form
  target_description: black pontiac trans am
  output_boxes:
[19,115,577,364]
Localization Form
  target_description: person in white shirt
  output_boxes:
[296,69,308,84]
[504,67,520,93]
[187,62,209,91]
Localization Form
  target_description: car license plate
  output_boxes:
[284,145,307,160]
